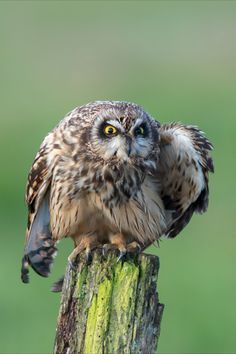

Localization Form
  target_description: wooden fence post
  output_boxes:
[54,249,164,354]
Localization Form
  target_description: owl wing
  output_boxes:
[21,139,58,283]
[157,123,214,238]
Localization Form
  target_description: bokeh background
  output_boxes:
[0,1,235,353]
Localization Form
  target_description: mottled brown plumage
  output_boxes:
[21,101,213,285]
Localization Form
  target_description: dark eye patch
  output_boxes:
[134,124,148,137]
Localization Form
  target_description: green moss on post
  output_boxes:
[84,278,112,354]
[54,250,164,354]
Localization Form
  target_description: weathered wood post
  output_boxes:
[54,249,164,354]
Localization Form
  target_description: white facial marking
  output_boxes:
[92,113,153,161]
[131,118,144,131]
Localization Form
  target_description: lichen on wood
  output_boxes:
[54,249,164,354]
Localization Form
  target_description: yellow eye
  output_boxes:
[135,126,145,136]
[139,126,145,135]
[104,125,117,136]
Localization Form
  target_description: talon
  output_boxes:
[69,234,100,266]
[85,249,93,265]
[117,250,127,262]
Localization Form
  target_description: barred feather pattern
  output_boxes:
[157,123,214,237]
[22,101,214,282]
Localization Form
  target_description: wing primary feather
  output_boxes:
[21,255,30,284]
[22,189,57,282]
[158,122,214,238]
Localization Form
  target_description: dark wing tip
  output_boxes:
[166,188,209,238]
[21,255,30,283]
[27,241,58,278]
[21,236,58,283]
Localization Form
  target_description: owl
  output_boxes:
[21,101,214,289]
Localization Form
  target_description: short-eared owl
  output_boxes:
[21,101,214,286]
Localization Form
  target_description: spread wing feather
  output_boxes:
[157,123,214,238]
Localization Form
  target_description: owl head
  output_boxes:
[77,101,160,167]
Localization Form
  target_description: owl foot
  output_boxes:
[127,241,142,254]
[101,233,126,261]
[102,244,126,261]
[68,234,100,268]
[85,248,93,265]
[51,240,141,293]
[102,234,141,261]
[68,249,91,270]
[68,251,92,270]
[117,250,127,262]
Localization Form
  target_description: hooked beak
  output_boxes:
[113,135,133,161]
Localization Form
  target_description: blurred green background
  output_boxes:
[0,1,235,353]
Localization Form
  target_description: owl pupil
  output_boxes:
[135,125,145,136]
[103,125,117,137]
